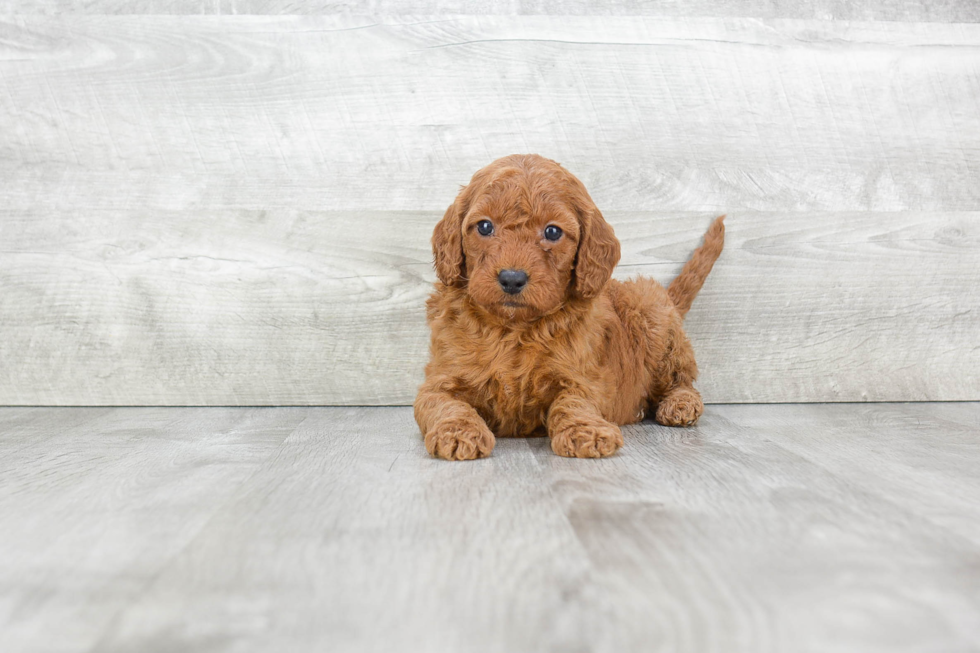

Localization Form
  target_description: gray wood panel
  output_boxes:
[2,210,977,405]
[534,406,980,652]
[90,408,598,653]
[1,404,978,652]
[0,407,308,652]
[713,403,980,545]
[5,1,980,21]
[530,404,980,652]
[3,16,980,214]
[2,14,979,405]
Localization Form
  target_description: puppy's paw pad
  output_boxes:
[655,390,703,427]
[425,419,495,461]
[551,421,623,458]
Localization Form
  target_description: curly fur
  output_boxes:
[415,154,724,460]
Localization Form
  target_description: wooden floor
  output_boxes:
[2,403,979,653]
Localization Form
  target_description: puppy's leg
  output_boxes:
[655,386,703,426]
[415,382,495,461]
[653,336,704,427]
[548,391,623,458]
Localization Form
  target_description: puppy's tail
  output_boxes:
[667,215,725,318]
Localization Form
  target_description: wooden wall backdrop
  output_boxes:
[1,3,978,405]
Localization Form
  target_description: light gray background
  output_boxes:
[2,2,978,405]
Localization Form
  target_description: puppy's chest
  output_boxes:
[479,340,553,397]
[456,335,557,433]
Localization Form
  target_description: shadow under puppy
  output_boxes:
[415,154,724,460]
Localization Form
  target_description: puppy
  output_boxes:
[414,154,724,460]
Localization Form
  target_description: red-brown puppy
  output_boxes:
[415,154,724,460]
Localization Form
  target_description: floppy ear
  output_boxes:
[573,205,621,299]
[432,199,465,287]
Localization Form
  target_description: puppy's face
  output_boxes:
[432,155,621,321]
[459,173,580,319]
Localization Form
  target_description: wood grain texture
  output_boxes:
[89,408,598,653]
[2,210,977,404]
[1,404,978,652]
[2,14,979,405]
[3,16,980,213]
[0,407,308,653]
[714,402,980,545]
[5,1,980,21]
[532,402,980,652]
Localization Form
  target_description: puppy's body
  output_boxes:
[424,278,683,437]
[415,154,723,460]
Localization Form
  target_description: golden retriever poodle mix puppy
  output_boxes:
[415,154,724,460]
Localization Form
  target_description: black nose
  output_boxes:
[498,269,528,295]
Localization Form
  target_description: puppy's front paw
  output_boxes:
[550,419,623,458]
[655,388,703,427]
[425,418,495,461]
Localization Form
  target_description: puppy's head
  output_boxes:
[432,154,620,321]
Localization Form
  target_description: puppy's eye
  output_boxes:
[476,220,494,236]
[544,225,563,241]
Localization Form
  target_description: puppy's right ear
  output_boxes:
[432,199,465,287]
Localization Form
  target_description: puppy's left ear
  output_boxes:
[432,198,465,287]
[573,203,621,299]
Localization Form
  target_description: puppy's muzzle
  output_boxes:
[498,269,528,295]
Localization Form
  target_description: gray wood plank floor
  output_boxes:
[1,404,978,653]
